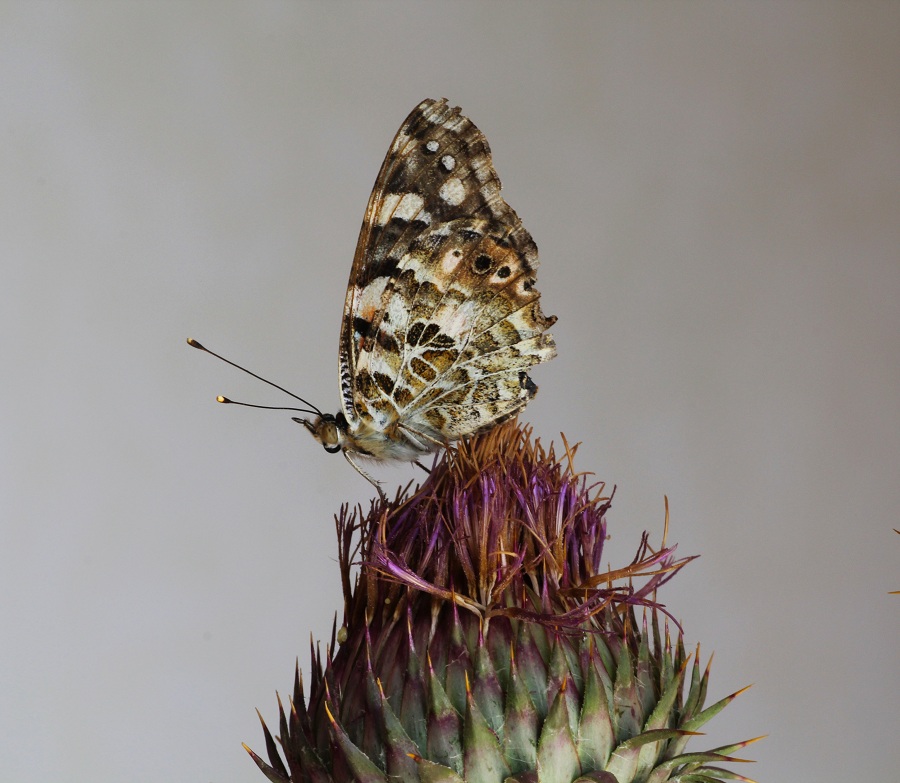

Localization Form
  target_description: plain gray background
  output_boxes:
[2,2,898,781]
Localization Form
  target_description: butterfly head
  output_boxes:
[299,412,347,454]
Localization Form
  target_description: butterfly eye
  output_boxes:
[310,415,342,453]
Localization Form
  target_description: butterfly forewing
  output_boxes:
[338,98,556,459]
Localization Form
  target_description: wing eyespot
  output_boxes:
[473,254,493,274]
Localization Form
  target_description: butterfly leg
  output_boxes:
[343,451,387,502]
[398,423,450,453]
[413,460,431,474]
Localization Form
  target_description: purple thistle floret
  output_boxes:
[364,425,689,631]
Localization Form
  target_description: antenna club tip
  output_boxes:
[216,396,230,404]
[186,338,204,349]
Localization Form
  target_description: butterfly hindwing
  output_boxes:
[338,99,556,457]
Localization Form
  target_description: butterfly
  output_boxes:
[190,99,556,498]
[297,98,557,494]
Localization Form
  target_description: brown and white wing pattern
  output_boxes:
[338,98,556,460]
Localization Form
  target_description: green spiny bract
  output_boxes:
[247,423,759,783]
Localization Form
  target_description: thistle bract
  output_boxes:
[247,423,758,783]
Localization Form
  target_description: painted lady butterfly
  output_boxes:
[191,99,556,497]
[302,98,557,493]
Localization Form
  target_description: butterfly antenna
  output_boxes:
[186,338,323,416]
[216,396,319,416]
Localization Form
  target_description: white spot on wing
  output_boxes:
[443,300,480,337]
[385,294,411,335]
[440,155,456,171]
[438,178,466,206]
[357,276,390,318]
[446,116,466,133]
[395,193,425,221]
[480,182,500,200]
[377,192,425,225]
[441,249,462,275]
[473,158,492,183]
[425,140,439,152]
[376,194,400,226]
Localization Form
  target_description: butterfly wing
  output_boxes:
[339,98,556,456]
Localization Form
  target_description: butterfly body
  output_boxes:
[303,411,437,462]
[302,98,557,487]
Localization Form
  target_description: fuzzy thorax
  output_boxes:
[301,411,439,462]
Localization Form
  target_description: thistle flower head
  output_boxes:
[247,422,758,783]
